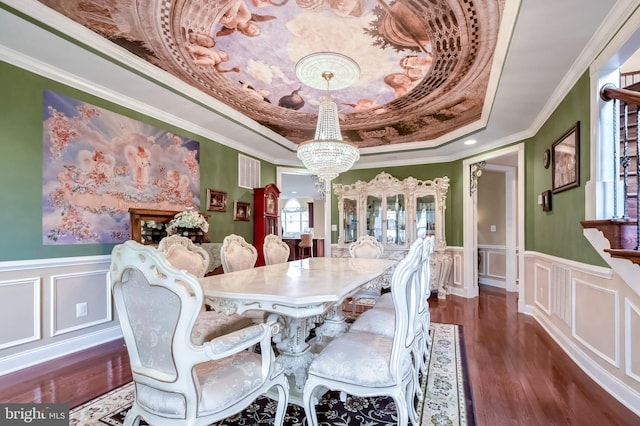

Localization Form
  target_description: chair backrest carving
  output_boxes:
[263,234,290,265]
[349,235,384,259]
[221,234,258,273]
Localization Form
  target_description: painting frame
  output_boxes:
[552,122,580,194]
[206,189,227,212]
[233,201,250,221]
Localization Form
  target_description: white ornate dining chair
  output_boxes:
[220,234,258,273]
[347,235,385,314]
[263,234,290,265]
[157,235,254,344]
[345,238,425,425]
[220,234,265,322]
[109,241,289,426]
[158,234,209,277]
[302,238,423,426]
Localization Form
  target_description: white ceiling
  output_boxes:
[0,0,633,180]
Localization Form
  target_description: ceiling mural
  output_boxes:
[39,0,505,147]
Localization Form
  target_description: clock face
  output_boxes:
[267,195,276,213]
[543,149,551,169]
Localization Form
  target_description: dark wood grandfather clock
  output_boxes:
[253,183,280,266]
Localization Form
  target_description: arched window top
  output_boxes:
[284,199,303,211]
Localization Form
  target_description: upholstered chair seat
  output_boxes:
[308,331,413,386]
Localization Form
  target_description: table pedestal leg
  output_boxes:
[315,303,349,338]
[271,315,317,396]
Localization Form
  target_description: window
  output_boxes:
[592,14,640,220]
[282,199,309,236]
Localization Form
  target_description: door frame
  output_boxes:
[276,166,331,256]
[462,143,525,310]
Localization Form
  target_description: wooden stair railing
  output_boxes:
[581,219,640,265]
[583,84,640,265]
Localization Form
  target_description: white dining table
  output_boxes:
[200,256,396,404]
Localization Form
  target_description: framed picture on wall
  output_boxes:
[552,122,580,193]
[206,189,227,212]
[233,201,250,221]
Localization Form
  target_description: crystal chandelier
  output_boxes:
[296,53,360,183]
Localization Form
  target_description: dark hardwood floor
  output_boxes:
[0,285,638,425]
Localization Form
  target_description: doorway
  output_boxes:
[276,167,331,256]
[462,144,525,311]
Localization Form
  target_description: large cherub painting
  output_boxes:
[42,90,200,245]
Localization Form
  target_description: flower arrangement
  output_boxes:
[166,209,209,235]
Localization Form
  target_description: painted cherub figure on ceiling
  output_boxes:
[185,31,239,73]
[216,0,276,38]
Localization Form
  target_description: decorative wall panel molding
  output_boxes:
[50,270,112,337]
[573,279,619,368]
[534,263,551,315]
[625,299,640,383]
[0,278,41,350]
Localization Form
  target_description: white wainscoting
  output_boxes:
[523,251,640,416]
[478,244,506,288]
[447,246,469,297]
[0,277,41,350]
[0,255,122,376]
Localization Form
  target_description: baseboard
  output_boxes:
[0,326,123,376]
[478,278,506,289]
[533,308,640,417]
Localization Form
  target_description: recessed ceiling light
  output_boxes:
[464,139,477,145]
[291,191,297,194]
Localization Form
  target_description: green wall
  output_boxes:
[0,60,276,261]
[523,72,604,266]
[333,71,605,266]
[331,162,463,246]
[0,59,607,267]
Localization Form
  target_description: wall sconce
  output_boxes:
[470,161,486,196]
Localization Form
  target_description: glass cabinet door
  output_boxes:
[366,195,383,242]
[343,197,358,243]
[416,194,435,239]
[386,194,405,245]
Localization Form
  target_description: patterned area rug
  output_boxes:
[70,323,474,425]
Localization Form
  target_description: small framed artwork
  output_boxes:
[206,189,227,212]
[233,201,250,221]
[552,122,580,194]
[541,190,552,212]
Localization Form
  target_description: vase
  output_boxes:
[176,227,204,244]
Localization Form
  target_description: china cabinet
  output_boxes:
[253,184,280,266]
[333,172,452,298]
